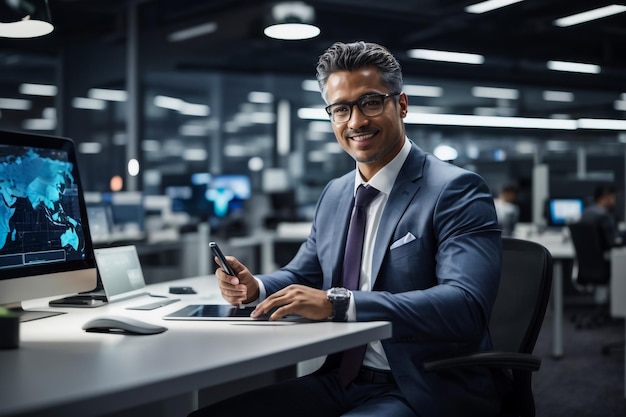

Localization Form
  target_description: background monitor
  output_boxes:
[546,198,584,226]
[102,191,145,233]
[0,130,97,321]
[86,202,114,243]
[207,174,251,218]
[166,172,214,220]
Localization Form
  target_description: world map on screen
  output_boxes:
[0,147,83,259]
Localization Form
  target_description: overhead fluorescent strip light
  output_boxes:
[554,4,626,27]
[543,90,574,102]
[72,97,106,110]
[404,113,577,130]
[168,22,217,42]
[88,88,127,102]
[298,107,626,131]
[407,49,484,65]
[547,60,600,74]
[465,0,524,14]
[472,86,519,100]
[403,84,443,97]
[19,83,57,96]
[301,80,320,92]
[578,118,626,130]
[23,119,56,130]
[0,98,31,110]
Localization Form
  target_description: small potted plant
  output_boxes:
[0,306,20,349]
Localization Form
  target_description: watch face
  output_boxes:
[328,287,350,300]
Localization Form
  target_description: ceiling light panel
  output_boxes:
[554,4,626,27]
[472,86,519,100]
[407,49,484,64]
[543,90,574,102]
[403,85,443,97]
[465,0,524,14]
[19,83,57,96]
[547,60,601,74]
[168,22,217,42]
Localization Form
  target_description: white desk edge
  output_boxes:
[0,275,391,417]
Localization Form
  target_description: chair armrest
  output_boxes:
[423,352,541,372]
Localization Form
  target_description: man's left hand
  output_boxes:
[251,284,333,321]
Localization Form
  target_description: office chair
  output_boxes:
[567,221,612,329]
[424,237,553,417]
[568,221,624,355]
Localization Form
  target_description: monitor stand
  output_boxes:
[4,302,65,323]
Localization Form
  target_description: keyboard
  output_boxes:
[126,298,180,311]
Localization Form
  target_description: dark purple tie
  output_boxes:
[338,184,379,387]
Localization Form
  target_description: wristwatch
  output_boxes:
[326,287,351,322]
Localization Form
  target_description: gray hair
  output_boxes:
[315,41,403,103]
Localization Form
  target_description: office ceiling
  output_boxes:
[1,0,625,153]
[1,0,625,90]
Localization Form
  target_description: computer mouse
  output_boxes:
[82,315,168,335]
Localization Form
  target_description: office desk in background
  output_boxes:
[519,228,626,362]
[0,276,391,417]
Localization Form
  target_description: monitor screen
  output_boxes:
[0,130,97,319]
[547,198,584,225]
[163,172,213,219]
[207,174,251,218]
[102,191,145,233]
[86,202,114,243]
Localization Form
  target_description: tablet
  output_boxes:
[163,304,303,321]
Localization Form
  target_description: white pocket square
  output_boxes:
[390,232,416,250]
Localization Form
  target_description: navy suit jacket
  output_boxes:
[257,141,506,416]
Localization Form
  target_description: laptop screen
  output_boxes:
[94,245,147,301]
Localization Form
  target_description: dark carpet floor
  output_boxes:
[532,305,626,416]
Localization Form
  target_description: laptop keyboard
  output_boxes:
[126,298,180,311]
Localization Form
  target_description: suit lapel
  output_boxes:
[371,143,425,286]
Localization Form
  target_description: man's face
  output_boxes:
[325,66,408,181]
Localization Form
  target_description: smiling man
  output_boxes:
[189,41,508,417]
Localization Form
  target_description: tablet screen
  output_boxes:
[163,304,302,321]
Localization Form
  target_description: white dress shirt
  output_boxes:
[253,138,411,370]
[347,138,411,370]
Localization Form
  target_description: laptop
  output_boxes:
[94,245,148,302]
[94,245,180,310]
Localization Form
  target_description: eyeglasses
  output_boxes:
[325,92,401,124]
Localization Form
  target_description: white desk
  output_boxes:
[0,276,391,417]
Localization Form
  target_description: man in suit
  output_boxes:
[190,41,507,417]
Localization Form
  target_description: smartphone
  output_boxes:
[209,241,236,276]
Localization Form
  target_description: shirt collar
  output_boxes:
[353,138,411,196]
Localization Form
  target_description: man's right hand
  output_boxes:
[214,255,259,305]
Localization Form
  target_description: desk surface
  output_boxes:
[513,229,575,259]
[0,276,391,417]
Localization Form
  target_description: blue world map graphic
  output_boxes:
[0,148,81,254]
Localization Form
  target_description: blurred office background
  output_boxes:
[1,2,626,413]
[2,0,626,237]
[2,3,626,277]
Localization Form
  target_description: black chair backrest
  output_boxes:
[568,221,611,285]
[489,238,553,354]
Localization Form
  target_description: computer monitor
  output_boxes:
[0,130,97,321]
[86,202,114,243]
[546,198,584,226]
[207,174,251,218]
[166,173,214,220]
[102,191,145,233]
